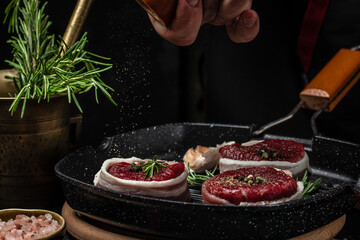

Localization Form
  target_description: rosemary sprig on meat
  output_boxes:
[187,163,218,188]
[298,171,322,198]
[136,155,167,179]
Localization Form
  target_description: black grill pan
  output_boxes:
[55,122,360,240]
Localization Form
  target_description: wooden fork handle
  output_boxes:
[300,48,360,111]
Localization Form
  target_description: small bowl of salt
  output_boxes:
[0,208,65,239]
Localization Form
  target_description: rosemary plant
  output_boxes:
[4,0,116,117]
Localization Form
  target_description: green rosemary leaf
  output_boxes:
[298,171,322,198]
[43,75,48,98]
[79,58,113,67]
[94,83,99,104]
[186,163,217,188]
[92,80,117,106]
[136,155,167,179]
[20,88,30,118]
[157,163,167,168]
[4,0,20,33]
[66,86,71,103]
[79,84,94,94]
[85,50,111,60]
[71,91,83,113]
[149,165,154,179]
[9,84,28,115]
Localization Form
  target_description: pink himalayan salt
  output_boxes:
[0,213,60,240]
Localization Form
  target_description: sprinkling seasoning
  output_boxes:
[233,174,264,185]
[256,146,283,159]
[129,162,143,172]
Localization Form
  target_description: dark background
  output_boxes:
[0,1,359,239]
[0,0,182,147]
[0,0,359,147]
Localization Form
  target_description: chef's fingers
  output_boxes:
[226,9,259,43]
[149,0,203,46]
[208,0,253,25]
[202,0,221,24]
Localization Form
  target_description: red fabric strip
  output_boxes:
[297,0,330,73]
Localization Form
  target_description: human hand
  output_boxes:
[148,0,259,46]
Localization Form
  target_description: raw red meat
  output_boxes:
[219,139,305,163]
[218,139,310,179]
[107,161,185,181]
[94,157,190,201]
[202,167,303,205]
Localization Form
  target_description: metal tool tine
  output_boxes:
[252,100,304,136]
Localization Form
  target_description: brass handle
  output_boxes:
[62,0,94,48]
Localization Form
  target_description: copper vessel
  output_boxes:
[0,0,92,208]
[0,70,80,208]
[136,0,177,26]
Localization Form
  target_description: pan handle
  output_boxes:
[253,48,360,136]
[300,48,360,112]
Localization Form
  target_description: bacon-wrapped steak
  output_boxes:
[94,157,190,201]
[219,139,310,178]
[202,166,303,206]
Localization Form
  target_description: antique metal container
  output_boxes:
[0,69,75,209]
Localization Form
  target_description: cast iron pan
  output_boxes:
[55,122,360,240]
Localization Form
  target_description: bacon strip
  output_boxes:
[202,167,304,206]
[219,140,311,179]
[94,157,190,201]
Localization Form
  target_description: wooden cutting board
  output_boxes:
[62,202,346,240]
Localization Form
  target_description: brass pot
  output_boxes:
[0,69,80,209]
[0,69,17,96]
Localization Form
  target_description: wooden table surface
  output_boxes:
[61,202,358,240]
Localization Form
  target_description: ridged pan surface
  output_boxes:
[55,123,360,240]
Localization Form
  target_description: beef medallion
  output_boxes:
[219,139,310,178]
[94,157,190,201]
[202,166,304,206]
